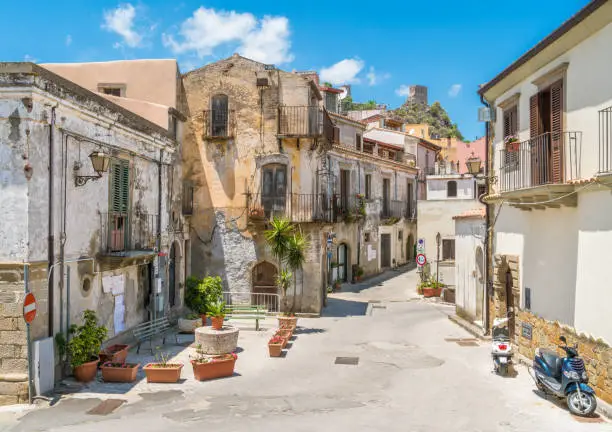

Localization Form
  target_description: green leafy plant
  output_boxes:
[355,266,364,278]
[151,347,180,368]
[185,313,200,320]
[207,301,226,318]
[67,310,107,368]
[55,332,67,360]
[185,275,223,314]
[276,269,292,297]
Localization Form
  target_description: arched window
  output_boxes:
[211,94,229,137]
[447,180,457,198]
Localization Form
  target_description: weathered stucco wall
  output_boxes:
[454,217,486,324]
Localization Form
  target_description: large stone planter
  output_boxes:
[178,317,201,333]
[195,325,239,355]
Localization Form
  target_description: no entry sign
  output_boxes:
[23,292,37,324]
[416,254,426,267]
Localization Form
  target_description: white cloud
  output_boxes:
[65,35,72,46]
[395,85,411,97]
[163,7,293,64]
[448,84,462,97]
[366,66,390,86]
[320,58,364,85]
[24,54,37,63]
[102,3,143,48]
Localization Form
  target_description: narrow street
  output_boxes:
[1,268,609,432]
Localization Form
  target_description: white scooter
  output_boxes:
[491,315,513,375]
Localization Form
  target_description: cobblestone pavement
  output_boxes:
[0,267,609,432]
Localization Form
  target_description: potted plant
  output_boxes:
[419,276,444,298]
[67,310,107,382]
[249,207,265,220]
[190,345,237,381]
[354,266,364,282]
[143,350,183,383]
[178,313,201,333]
[99,344,129,364]
[100,362,140,383]
[268,336,284,357]
[274,330,289,349]
[207,301,226,330]
[185,275,223,326]
[334,279,342,291]
[505,135,520,152]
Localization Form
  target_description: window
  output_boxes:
[398,230,403,241]
[325,92,338,113]
[211,94,229,137]
[364,232,371,242]
[340,169,350,211]
[447,180,457,198]
[477,184,487,199]
[356,133,362,151]
[169,115,178,140]
[365,174,372,199]
[98,84,125,97]
[110,159,130,213]
[503,105,519,167]
[442,239,455,261]
[261,164,287,217]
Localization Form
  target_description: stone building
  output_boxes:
[479,0,612,403]
[407,85,428,106]
[0,61,186,404]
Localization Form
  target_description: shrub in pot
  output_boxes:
[100,362,140,383]
[143,350,183,383]
[190,345,237,381]
[68,310,107,382]
[418,275,444,298]
[268,336,284,357]
[185,275,224,326]
[207,301,226,330]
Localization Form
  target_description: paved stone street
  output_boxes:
[0,268,609,432]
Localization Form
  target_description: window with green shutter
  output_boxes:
[110,159,130,213]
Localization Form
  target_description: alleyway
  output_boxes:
[1,268,609,432]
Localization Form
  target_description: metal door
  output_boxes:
[381,234,391,268]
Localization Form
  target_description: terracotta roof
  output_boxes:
[363,137,404,151]
[453,208,486,220]
[478,0,608,96]
[361,114,383,124]
[328,112,367,128]
[320,86,343,94]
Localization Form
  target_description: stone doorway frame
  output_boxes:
[492,254,520,341]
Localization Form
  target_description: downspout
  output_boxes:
[59,132,68,338]
[480,93,492,335]
[157,149,163,320]
[47,107,56,337]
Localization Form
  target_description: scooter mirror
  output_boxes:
[559,336,567,343]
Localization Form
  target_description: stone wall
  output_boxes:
[516,310,612,404]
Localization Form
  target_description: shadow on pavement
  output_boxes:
[338,265,415,295]
[322,297,368,317]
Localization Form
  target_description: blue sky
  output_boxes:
[0,0,592,140]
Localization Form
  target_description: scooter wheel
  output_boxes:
[499,364,508,376]
[567,391,597,417]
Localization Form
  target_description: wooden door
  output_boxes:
[382,178,390,216]
[262,164,287,218]
[381,234,391,268]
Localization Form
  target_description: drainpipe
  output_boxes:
[156,150,163,321]
[480,93,492,336]
[58,132,68,337]
[47,107,56,337]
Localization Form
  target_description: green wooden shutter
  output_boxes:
[110,159,130,213]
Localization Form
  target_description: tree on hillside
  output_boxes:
[393,101,464,140]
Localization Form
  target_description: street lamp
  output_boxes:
[74,150,111,187]
[465,154,482,175]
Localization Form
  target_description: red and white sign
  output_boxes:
[416,254,427,267]
[23,292,37,324]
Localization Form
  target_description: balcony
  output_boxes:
[248,193,332,223]
[100,211,157,256]
[202,109,235,139]
[278,106,337,146]
[498,131,581,208]
[599,106,612,180]
[380,200,406,220]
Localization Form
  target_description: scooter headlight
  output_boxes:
[582,372,588,381]
[563,370,580,380]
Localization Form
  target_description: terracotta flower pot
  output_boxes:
[191,356,236,381]
[73,358,100,382]
[101,363,140,383]
[99,344,129,364]
[278,316,297,330]
[268,343,283,357]
[200,314,208,326]
[422,287,443,298]
[211,316,224,330]
[143,363,183,383]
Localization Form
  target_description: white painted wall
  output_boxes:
[454,217,486,324]
[426,176,476,200]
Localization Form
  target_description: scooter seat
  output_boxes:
[539,349,563,378]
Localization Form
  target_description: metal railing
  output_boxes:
[248,193,333,223]
[221,291,281,314]
[499,132,581,192]
[380,199,405,219]
[100,211,157,254]
[599,106,612,173]
[278,106,323,137]
[202,109,235,138]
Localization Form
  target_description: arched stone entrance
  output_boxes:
[493,254,520,339]
[252,261,279,310]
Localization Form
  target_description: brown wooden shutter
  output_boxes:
[550,80,564,183]
[333,126,340,144]
[530,94,541,185]
[504,110,511,138]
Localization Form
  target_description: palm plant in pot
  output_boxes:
[67,310,107,382]
[207,301,226,330]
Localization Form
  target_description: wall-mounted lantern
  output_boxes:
[465,153,482,175]
[74,151,110,187]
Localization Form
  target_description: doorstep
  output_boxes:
[448,314,490,341]
[515,354,612,421]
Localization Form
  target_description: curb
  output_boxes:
[447,314,491,341]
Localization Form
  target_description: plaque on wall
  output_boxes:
[521,323,533,340]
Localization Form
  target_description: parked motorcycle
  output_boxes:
[491,316,513,375]
[530,335,597,416]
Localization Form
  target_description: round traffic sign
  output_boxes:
[23,292,37,324]
[416,254,426,266]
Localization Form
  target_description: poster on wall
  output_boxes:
[114,295,125,335]
[367,245,377,261]
[102,274,125,295]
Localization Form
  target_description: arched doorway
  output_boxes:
[505,269,515,338]
[337,243,348,282]
[252,261,279,311]
[407,234,414,261]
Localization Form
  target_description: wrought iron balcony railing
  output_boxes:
[499,131,581,193]
[100,211,157,254]
[202,109,235,139]
[599,106,612,174]
[278,106,337,145]
[380,199,405,219]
